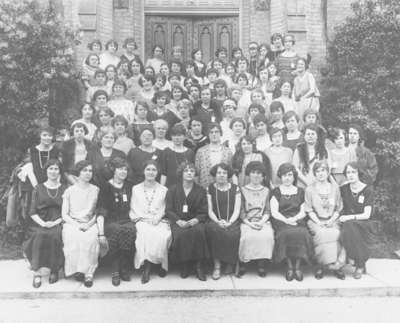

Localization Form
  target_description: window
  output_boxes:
[79,0,96,31]
[114,0,129,9]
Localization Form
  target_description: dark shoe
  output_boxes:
[120,271,131,282]
[158,267,167,278]
[84,277,93,288]
[286,269,294,281]
[257,260,267,277]
[111,272,120,286]
[314,268,324,280]
[224,264,234,275]
[236,263,246,278]
[180,263,190,279]
[294,269,303,281]
[74,272,85,282]
[196,263,206,281]
[32,276,41,289]
[49,272,58,284]
[141,263,151,284]
[334,269,346,280]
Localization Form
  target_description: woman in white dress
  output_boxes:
[62,160,100,287]
[130,160,171,284]
[238,161,274,277]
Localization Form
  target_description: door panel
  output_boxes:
[145,16,239,63]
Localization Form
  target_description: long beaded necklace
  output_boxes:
[215,183,230,221]
[144,184,157,213]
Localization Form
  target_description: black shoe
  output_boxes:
[294,269,303,282]
[286,269,294,281]
[120,271,131,282]
[74,272,85,282]
[334,269,346,280]
[236,263,246,277]
[141,263,151,284]
[196,263,206,281]
[84,277,93,288]
[314,268,324,280]
[158,267,167,278]
[257,260,267,277]
[49,272,58,284]
[111,272,120,286]
[180,263,190,279]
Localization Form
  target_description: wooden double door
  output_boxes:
[145,16,239,63]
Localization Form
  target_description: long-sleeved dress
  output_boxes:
[165,183,209,264]
[62,184,100,277]
[205,183,241,265]
[127,147,163,185]
[340,184,380,267]
[195,144,233,189]
[239,186,274,263]
[270,187,314,263]
[160,148,195,187]
[130,182,171,270]
[304,182,343,265]
[96,181,136,270]
[24,183,66,272]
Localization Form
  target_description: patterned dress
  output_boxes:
[239,186,274,262]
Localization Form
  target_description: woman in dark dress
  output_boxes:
[166,162,209,281]
[96,157,136,286]
[24,159,66,288]
[160,124,195,187]
[184,117,209,154]
[205,163,241,280]
[270,163,313,281]
[61,122,98,185]
[93,130,126,188]
[339,161,380,279]
[127,127,162,185]
[24,126,60,186]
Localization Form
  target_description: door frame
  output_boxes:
[142,6,241,59]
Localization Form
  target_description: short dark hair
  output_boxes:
[170,123,187,136]
[44,159,63,175]
[312,160,330,176]
[73,160,92,177]
[97,106,114,118]
[269,127,285,140]
[112,115,129,128]
[112,79,127,93]
[208,122,223,135]
[87,39,102,51]
[270,101,284,113]
[248,103,265,115]
[70,122,89,136]
[139,75,156,87]
[123,37,137,49]
[142,159,159,174]
[348,124,364,143]
[209,162,234,178]
[109,156,129,174]
[135,101,150,113]
[105,40,118,51]
[152,90,170,104]
[283,110,300,123]
[253,113,268,126]
[245,160,266,176]
[39,126,55,137]
[277,163,298,186]
[176,161,198,179]
[229,117,246,130]
[93,90,109,102]
[94,69,106,78]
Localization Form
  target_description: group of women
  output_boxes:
[21,33,380,288]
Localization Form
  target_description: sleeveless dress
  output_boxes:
[271,187,314,263]
[205,184,241,265]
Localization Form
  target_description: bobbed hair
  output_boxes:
[277,163,298,186]
[209,162,234,178]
